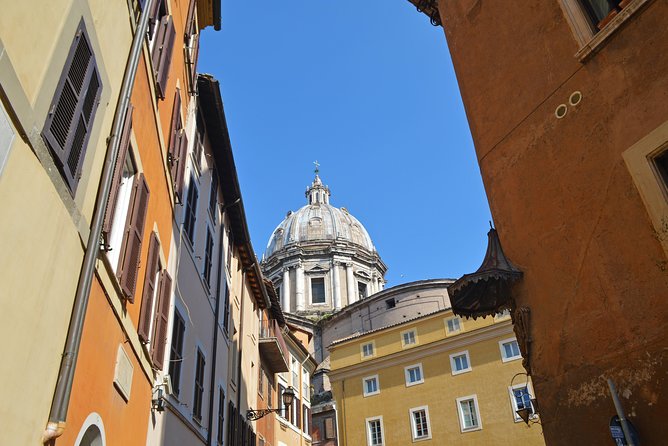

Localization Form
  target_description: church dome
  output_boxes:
[264,174,375,259]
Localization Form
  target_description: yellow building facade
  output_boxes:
[329,309,546,445]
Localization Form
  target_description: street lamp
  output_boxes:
[247,386,296,421]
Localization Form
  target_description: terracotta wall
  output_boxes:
[438,0,668,443]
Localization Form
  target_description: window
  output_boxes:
[311,277,326,303]
[167,90,187,200]
[217,386,225,445]
[226,229,234,274]
[361,342,375,359]
[358,281,367,300]
[203,228,214,288]
[324,417,335,439]
[292,357,299,388]
[258,369,265,399]
[42,20,102,194]
[499,338,522,362]
[366,416,384,446]
[193,348,206,422]
[363,375,380,397]
[302,368,309,400]
[168,309,186,396]
[184,0,200,94]
[209,169,218,223]
[409,406,431,441]
[509,384,535,422]
[456,395,482,432]
[578,0,620,28]
[401,329,417,347]
[278,384,287,420]
[184,176,198,245]
[268,378,274,407]
[445,317,462,334]
[450,351,472,375]
[222,284,230,335]
[193,115,204,174]
[404,363,424,386]
[293,398,300,429]
[303,405,310,434]
[385,298,395,309]
[654,148,668,192]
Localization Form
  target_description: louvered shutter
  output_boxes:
[296,399,301,429]
[102,104,133,239]
[185,0,196,38]
[151,270,172,369]
[138,232,160,342]
[118,173,150,301]
[43,22,102,193]
[168,90,181,180]
[188,34,200,94]
[174,130,188,199]
[152,15,176,99]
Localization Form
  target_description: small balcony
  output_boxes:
[259,319,289,373]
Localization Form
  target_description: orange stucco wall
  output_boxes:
[438,0,668,444]
[61,0,193,441]
[57,279,152,446]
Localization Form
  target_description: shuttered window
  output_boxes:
[325,417,335,439]
[217,386,225,445]
[152,13,176,99]
[168,309,185,396]
[150,270,172,369]
[102,103,133,245]
[42,20,102,194]
[117,173,150,301]
[184,177,198,245]
[203,228,214,288]
[184,0,199,95]
[193,348,206,422]
[168,90,187,201]
[138,232,160,342]
[222,285,230,335]
[209,170,218,223]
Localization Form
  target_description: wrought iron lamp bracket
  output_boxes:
[247,408,281,421]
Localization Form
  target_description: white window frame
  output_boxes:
[409,405,432,441]
[456,394,482,432]
[362,374,380,397]
[508,383,536,422]
[365,415,384,446]
[360,341,375,360]
[401,329,418,348]
[404,363,424,387]
[309,275,328,305]
[499,338,522,363]
[106,150,138,271]
[449,350,472,375]
[445,317,462,335]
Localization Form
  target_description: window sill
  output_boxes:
[451,368,472,376]
[575,0,652,61]
[501,355,522,363]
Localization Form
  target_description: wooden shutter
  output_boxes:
[296,399,301,429]
[186,33,200,95]
[174,130,188,199]
[184,0,196,38]
[168,89,181,164]
[151,270,172,369]
[325,417,334,439]
[118,173,150,301]
[138,232,160,342]
[152,15,176,99]
[43,21,102,193]
[102,103,133,239]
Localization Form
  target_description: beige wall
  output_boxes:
[0,1,131,444]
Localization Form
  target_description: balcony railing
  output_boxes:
[259,319,289,373]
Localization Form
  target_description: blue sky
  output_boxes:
[199,0,492,287]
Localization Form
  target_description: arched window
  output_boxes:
[74,413,106,446]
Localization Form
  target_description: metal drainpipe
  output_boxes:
[42,1,155,442]
[206,214,226,446]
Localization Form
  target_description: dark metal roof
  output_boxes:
[449,228,522,319]
[197,74,270,309]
